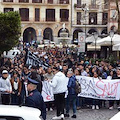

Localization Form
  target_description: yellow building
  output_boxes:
[0,0,71,44]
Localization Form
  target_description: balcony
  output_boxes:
[46,18,55,22]
[60,18,69,22]
[89,5,99,10]
[19,0,29,3]
[32,0,42,3]
[21,17,29,21]
[3,0,13,2]
[2,0,69,5]
[59,0,69,4]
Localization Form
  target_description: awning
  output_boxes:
[87,45,101,51]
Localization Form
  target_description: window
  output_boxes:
[91,0,96,5]
[77,12,81,25]
[19,8,29,21]
[77,0,81,7]
[48,0,53,4]
[89,12,97,25]
[60,9,69,22]
[46,9,55,21]
[35,8,40,21]
[102,13,108,25]
[4,8,14,13]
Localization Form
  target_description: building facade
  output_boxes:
[108,0,118,32]
[72,0,109,41]
[0,0,71,44]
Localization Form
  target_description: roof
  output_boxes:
[0,105,41,120]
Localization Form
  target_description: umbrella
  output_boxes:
[93,34,120,46]
[113,43,120,51]
[86,35,101,43]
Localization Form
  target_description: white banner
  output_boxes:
[41,81,54,102]
[76,76,120,100]
[41,76,120,101]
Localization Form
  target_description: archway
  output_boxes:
[73,29,83,43]
[43,28,53,41]
[58,28,69,37]
[88,29,97,34]
[23,27,36,43]
[101,28,107,37]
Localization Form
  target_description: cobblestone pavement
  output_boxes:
[46,108,118,120]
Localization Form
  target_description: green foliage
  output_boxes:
[0,11,21,54]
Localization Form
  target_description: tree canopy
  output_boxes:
[0,11,21,54]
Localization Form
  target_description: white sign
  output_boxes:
[42,81,54,102]
[76,76,120,100]
[78,33,85,52]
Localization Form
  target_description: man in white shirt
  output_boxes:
[48,67,68,120]
[0,70,12,104]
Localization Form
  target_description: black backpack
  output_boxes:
[75,79,81,94]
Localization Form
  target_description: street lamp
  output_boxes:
[82,7,89,55]
[109,30,114,55]
[93,32,98,60]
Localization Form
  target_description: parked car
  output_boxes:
[3,47,21,59]
[110,111,120,120]
[0,105,41,120]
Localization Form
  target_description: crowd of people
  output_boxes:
[0,43,120,120]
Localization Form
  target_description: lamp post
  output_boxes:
[93,32,98,60]
[109,30,114,55]
[82,7,89,55]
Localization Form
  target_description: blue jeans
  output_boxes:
[66,94,77,114]
[92,99,100,106]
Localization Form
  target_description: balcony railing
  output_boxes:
[3,0,13,2]
[21,17,29,21]
[2,0,69,4]
[46,18,55,22]
[48,0,53,4]
[59,0,69,4]
[89,5,99,9]
[19,0,29,3]
[60,18,69,22]
[32,0,42,3]
[102,20,107,25]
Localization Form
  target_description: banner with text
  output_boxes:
[41,76,120,101]
[76,76,120,100]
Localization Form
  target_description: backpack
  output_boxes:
[75,79,81,94]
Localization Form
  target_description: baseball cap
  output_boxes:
[2,70,8,74]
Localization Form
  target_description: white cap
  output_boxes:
[2,70,8,74]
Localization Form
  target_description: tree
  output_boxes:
[0,11,21,55]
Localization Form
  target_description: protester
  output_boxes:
[65,70,77,118]
[48,67,68,120]
[44,67,54,111]
[10,70,21,105]
[91,71,100,110]
[0,70,12,105]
